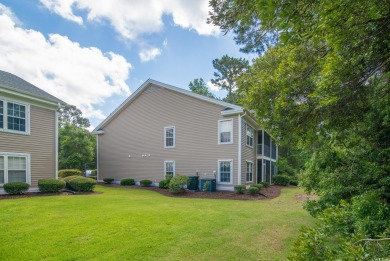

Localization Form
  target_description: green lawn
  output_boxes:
[0,186,313,261]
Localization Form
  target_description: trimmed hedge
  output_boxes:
[273,175,290,186]
[58,169,82,178]
[120,178,135,186]
[3,182,30,195]
[67,177,96,192]
[38,179,66,193]
[103,178,115,184]
[140,180,153,187]
[61,175,83,184]
[234,185,246,194]
[259,182,270,188]
[250,183,263,190]
[248,186,259,195]
[289,179,299,186]
[169,175,188,194]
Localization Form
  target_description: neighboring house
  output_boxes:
[92,79,278,191]
[0,70,64,192]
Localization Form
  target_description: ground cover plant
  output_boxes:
[0,185,312,260]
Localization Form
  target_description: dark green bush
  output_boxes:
[169,175,188,194]
[58,169,82,178]
[273,175,290,186]
[259,182,270,188]
[289,179,299,186]
[248,186,259,195]
[3,182,30,195]
[67,177,96,192]
[250,183,263,190]
[140,180,153,187]
[38,179,65,193]
[234,185,246,194]
[120,178,135,186]
[103,178,115,184]
[158,174,173,189]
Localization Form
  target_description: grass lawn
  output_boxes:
[0,186,313,260]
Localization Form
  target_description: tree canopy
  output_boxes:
[209,0,389,258]
[189,78,215,98]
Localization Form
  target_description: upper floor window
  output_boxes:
[164,126,175,148]
[246,124,254,147]
[218,119,233,144]
[0,99,29,134]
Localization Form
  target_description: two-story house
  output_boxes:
[93,79,277,190]
[0,70,64,192]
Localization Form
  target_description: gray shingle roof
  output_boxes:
[0,70,65,104]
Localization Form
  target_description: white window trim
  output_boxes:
[245,160,254,182]
[0,97,30,135]
[0,152,31,186]
[218,159,233,185]
[164,126,175,148]
[218,118,233,145]
[245,123,254,148]
[164,160,175,177]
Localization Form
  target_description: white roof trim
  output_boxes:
[92,79,243,134]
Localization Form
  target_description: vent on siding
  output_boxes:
[143,86,158,94]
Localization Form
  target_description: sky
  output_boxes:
[0,0,250,129]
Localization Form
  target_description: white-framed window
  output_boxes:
[246,123,254,147]
[218,160,233,184]
[218,119,233,144]
[0,98,30,134]
[164,126,175,148]
[246,161,253,182]
[0,153,30,186]
[164,160,175,176]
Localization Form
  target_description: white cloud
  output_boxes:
[0,4,132,121]
[207,81,220,92]
[40,0,220,41]
[139,47,162,63]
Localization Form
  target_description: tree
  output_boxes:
[189,78,215,98]
[58,105,95,170]
[211,55,249,103]
[58,104,90,129]
[209,0,390,258]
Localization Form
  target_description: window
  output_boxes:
[164,161,175,176]
[264,131,271,157]
[0,99,29,134]
[218,160,233,184]
[218,119,233,144]
[0,153,30,185]
[246,124,254,147]
[164,127,175,148]
[246,161,253,182]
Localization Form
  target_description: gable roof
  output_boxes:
[92,79,244,134]
[0,70,65,105]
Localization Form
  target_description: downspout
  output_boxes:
[55,103,61,179]
[237,111,247,185]
[96,134,99,182]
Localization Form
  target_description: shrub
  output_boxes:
[120,178,135,186]
[103,178,115,184]
[248,186,259,195]
[61,175,82,182]
[289,179,299,186]
[140,180,153,187]
[250,183,263,190]
[169,175,188,194]
[38,179,65,193]
[158,174,173,189]
[58,169,82,178]
[234,185,246,194]
[67,177,96,192]
[90,169,97,176]
[89,176,97,180]
[3,182,30,195]
[273,175,290,186]
[259,182,270,188]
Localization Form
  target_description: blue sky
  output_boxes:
[0,0,250,129]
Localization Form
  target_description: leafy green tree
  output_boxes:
[58,105,95,170]
[211,54,249,103]
[189,78,215,98]
[209,0,390,258]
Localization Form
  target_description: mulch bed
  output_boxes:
[0,184,299,201]
[101,183,290,200]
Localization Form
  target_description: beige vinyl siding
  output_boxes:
[98,85,239,187]
[0,105,56,187]
[241,119,256,184]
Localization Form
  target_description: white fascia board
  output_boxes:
[92,79,243,132]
